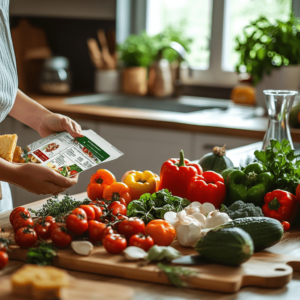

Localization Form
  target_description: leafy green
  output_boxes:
[29,194,91,219]
[69,164,83,173]
[254,139,300,193]
[127,189,190,224]
[147,245,181,262]
[157,263,197,288]
[235,15,300,85]
[26,243,57,266]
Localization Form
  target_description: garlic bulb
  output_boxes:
[176,222,202,247]
[205,210,232,228]
[71,241,93,256]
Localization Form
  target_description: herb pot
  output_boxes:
[122,67,147,95]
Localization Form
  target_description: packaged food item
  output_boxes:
[11,265,69,300]
[24,130,123,177]
[0,134,18,162]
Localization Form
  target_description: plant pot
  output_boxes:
[122,67,148,95]
[95,70,120,93]
[255,65,300,108]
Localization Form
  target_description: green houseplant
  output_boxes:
[235,15,300,85]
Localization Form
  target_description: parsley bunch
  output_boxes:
[26,243,57,266]
[254,139,300,194]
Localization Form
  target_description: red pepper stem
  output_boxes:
[176,150,186,167]
[268,197,281,210]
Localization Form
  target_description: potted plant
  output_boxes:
[118,32,158,95]
[235,15,300,107]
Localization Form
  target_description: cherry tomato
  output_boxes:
[45,216,56,224]
[0,251,9,269]
[34,221,52,240]
[80,205,95,221]
[13,216,34,232]
[145,219,176,246]
[88,220,107,243]
[282,221,290,231]
[103,234,127,254]
[9,207,30,225]
[118,217,145,240]
[82,147,89,153]
[102,226,117,240]
[113,215,128,230]
[0,243,6,252]
[66,208,88,235]
[129,234,154,251]
[51,226,72,247]
[89,204,103,220]
[50,221,64,234]
[70,170,78,176]
[11,210,31,227]
[109,202,127,216]
[15,227,37,248]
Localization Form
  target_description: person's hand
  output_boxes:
[37,113,83,138]
[14,163,78,195]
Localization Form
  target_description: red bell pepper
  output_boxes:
[159,150,202,198]
[262,189,298,223]
[187,171,226,209]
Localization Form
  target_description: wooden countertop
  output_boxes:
[1,192,300,299]
[30,93,300,142]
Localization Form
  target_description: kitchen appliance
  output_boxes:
[262,90,297,150]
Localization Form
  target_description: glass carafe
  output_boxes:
[262,90,298,150]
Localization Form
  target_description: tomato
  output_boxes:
[88,220,106,243]
[102,226,117,240]
[0,251,9,269]
[109,201,127,217]
[70,170,78,176]
[66,208,88,235]
[87,183,105,201]
[9,207,30,225]
[282,221,291,231]
[0,243,6,252]
[11,210,31,227]
[58,167,63,171]
[13,216,34,232]
[103,234,127,254]
[103,182,131,206]
[129,234,154,251]
[118,217,145,240]
[34,222,52,240]
[89,204,103,220]
[15,227,37,248]
[112,215,128,230]
[45,216,56,224]
[51,227,72,247]
[80,205,95,221]
[82,147,89,153]
[145,219,175,246]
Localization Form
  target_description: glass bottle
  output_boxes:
[262,90,298,150]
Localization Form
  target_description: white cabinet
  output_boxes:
[193,133,260,161]
[97,123,194,180]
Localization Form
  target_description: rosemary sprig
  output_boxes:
[157,263,197,288]
[26,242,57,266]
[28,194,91,219]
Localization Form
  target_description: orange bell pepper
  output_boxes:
[103,182,131,205]
[87,169,116,201]
[123,170,159,200]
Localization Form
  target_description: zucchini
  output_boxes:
[215,217,283,251]
[195,228,253,266]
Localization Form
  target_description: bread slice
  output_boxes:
[0,134,18,162]
[11,265,69,300]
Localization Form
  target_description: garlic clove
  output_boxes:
[177,223,202,247]
[164,211,177,226]
[200,203,215,215]
[192,212,206,228]
[177,210,187,220]
[71,241,93,256]
[123,246,148,261]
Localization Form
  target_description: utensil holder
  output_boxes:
[95,70,120,93]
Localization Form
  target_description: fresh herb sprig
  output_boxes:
[26,243,57,266]
[29,194,91,219]
[254,139,300,193]
[157,263,197,288]
[127,189,190,224]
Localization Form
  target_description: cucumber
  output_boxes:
[216,217,283,251]
[195,228,253,266]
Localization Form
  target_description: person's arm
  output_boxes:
[0,158,78,195]
[9,90,83,138]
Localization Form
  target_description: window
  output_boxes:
[145,0,293,87]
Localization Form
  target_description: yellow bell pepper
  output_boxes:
[123,170,159,200]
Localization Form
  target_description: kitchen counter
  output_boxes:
[30,93,300,141]
[1,192,300,300]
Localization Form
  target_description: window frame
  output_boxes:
[116,0,300,88]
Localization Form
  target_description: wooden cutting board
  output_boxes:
[7,240,300,293]
[0,275,134,300]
